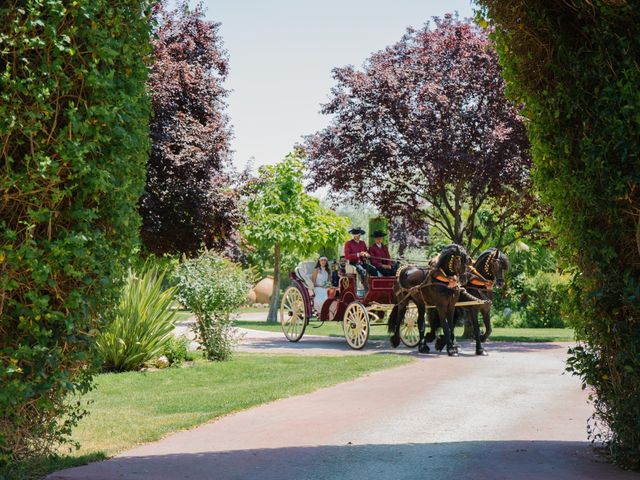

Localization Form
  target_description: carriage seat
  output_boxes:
[295,261,317,290]
[344,263,365,292]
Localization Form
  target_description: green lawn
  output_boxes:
[8,353,412,480]
[234,320,576,342]
[237,305,270,314]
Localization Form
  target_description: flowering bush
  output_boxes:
[176,252,249,360]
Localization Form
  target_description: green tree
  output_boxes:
[478,1,640,469]
[0,0,152,461]
[245,151,349,323]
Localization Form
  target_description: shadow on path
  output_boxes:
[49,441,639,480]
[240,332,567,356]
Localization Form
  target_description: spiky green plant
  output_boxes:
[96,265,178,372]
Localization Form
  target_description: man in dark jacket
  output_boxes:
[343,227,379,288]
[368,230,399,276]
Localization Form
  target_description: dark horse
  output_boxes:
[388,244,470,356]
[426,247,510,355]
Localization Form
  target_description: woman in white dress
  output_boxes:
[311,257,331,312]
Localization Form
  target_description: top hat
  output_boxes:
[372,230,387,238]
[349,227,365,235]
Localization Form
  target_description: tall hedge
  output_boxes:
[0,0,152,461]
[478,1,640,469]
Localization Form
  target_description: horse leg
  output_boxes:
[451,308,462,348]
[428,309,445,351]
[447,307,459,355]
[480,306,492,343]
[439,305,457,357]
[389,305,402,348]
[471,308,487,355]
[417,303,430,353]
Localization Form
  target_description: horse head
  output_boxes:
[435,244,470,278]
[476,248,510,288]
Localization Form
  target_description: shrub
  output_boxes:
[493,270,570,328]
[0,0,152,462]
[175,252,249,361]
[519,272,570,328]
[479,1,640,468]
[96,265,178,372]
[162,336,194,367]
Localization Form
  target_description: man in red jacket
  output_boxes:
[344,227,379,287]
[368,230,399,276]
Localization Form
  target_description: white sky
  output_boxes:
[200,0,476,171]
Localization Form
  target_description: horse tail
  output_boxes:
[388,305,399,334]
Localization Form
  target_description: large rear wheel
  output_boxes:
[400,301,420,347]
[280,286,307,342]
[343,302,369,350]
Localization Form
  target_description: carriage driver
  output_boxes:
[368,230,399,276]
[344,227,380,287]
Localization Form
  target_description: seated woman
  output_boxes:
[311,256,331,312]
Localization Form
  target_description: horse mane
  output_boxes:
[433,244,469,276]
[475,248,510,277]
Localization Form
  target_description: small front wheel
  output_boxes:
[400,301,420,348]
[280,286,307,342]
[343,302,369,350]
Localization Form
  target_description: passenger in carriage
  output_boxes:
[368,230,399,276]
[344,227,379,288]
[311,256,331,311]
[332,255,347,287]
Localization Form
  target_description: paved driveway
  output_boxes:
[48,334,639,480]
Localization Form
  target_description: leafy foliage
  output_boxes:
[161,335,194,366]
[479,1,640,468]
[175,252,249,360]
[305,15,544,256]
[140,0,241,257]
[96,265,178,372]
[244,150,350,321]
[0,0,151,461]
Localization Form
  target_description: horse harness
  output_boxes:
[394,262,462,307]
[468,265,494,291]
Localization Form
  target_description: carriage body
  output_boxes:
[280,264,420,349]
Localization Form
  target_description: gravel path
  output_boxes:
[48,332,639,480]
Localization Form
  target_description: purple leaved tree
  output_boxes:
[305,15,544,256]
[140,1,241,257]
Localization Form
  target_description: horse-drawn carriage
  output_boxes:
[279,246,509,352]
[279,261,420,349]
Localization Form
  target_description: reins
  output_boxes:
[366,254,432,265]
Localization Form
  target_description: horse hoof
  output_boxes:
[476,349,488,356]
[448,349,459,357]
[390,335,400,348]
[418,345,431,354]
[435,337,446,352]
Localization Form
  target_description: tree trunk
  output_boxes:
[398,240,407,258]
[267,243,281,324]
[462,318,474,339]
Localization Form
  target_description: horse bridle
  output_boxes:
[470,251,498,291]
